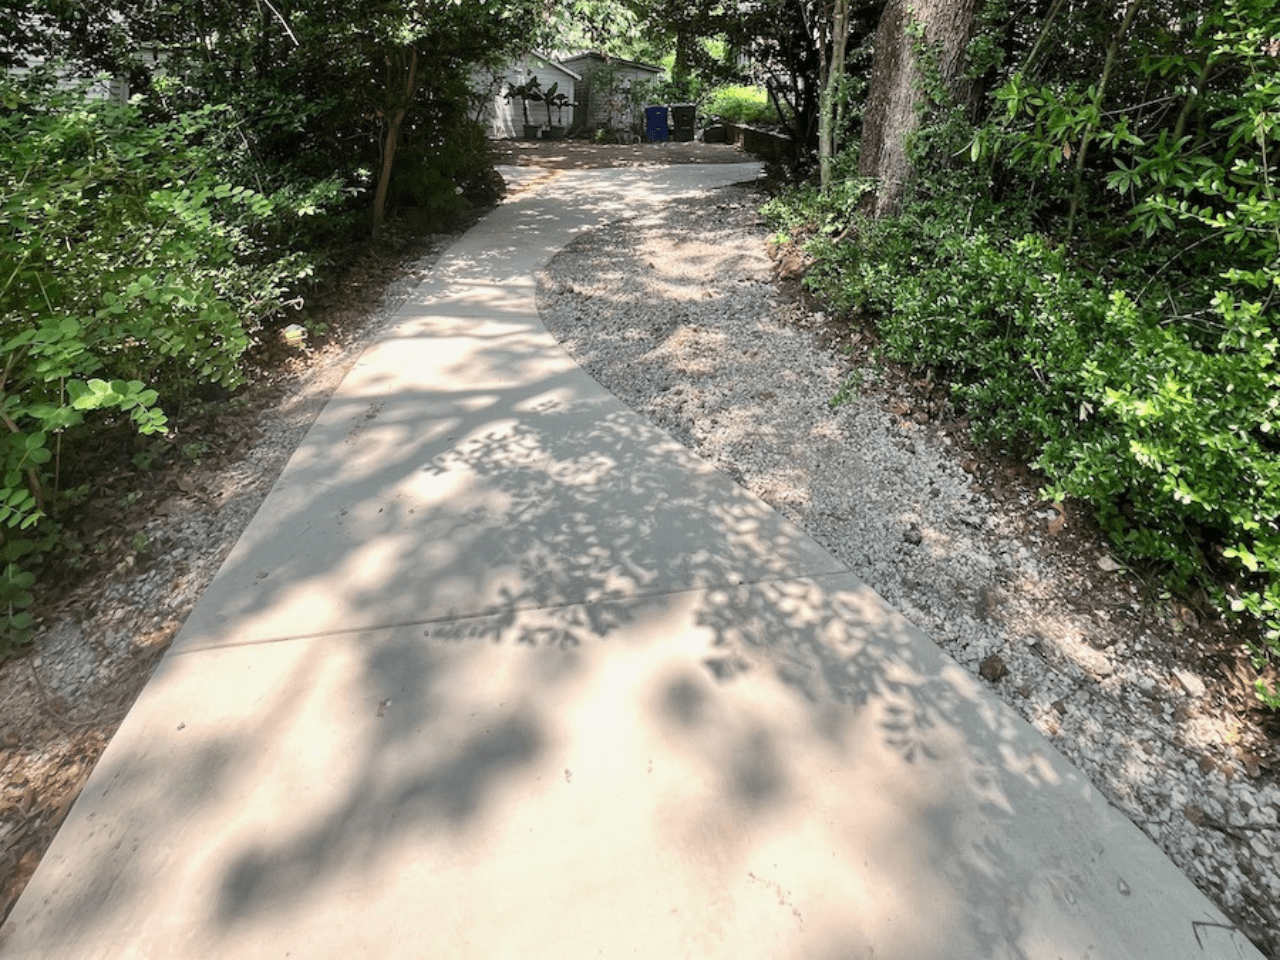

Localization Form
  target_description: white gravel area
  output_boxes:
[535,182,1280,958]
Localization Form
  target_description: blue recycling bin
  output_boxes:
[644,105,669,143]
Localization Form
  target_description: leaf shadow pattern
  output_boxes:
[2,165,1256,960]
[0,163,795,940]
[671,576,1162,960]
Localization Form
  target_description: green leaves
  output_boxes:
[815,0,1280,706]
[0,560,37,650]
[772,140,1280,704]
[703,85,776,126]
[66,379,166,430]
[0,74,323,654]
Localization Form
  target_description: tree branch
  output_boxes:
[257,0,300,47]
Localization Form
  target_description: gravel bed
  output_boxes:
[536,183,1280,957]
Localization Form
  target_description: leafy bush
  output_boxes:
[791,198,1280,706]
[789,190,1280,704]
[702,85,778,126]
[0,74,321,653]
[816,217,1103,440]
[767,0,1280,707]
[640,75,708,107]
[390,101,500,217]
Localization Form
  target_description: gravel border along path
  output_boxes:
[535,181,1280,958]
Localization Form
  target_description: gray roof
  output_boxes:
[558,51,663,74]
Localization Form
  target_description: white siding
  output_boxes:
[558,55,662,135]
[7,60,128,102]
[478,55,577,139]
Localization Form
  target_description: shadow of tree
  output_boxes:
[2,165,1255,960]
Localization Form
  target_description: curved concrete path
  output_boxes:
[1,165,1262,960]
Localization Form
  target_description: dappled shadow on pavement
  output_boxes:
[0,165,1256,960]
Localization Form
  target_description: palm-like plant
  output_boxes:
[504,75,543,128]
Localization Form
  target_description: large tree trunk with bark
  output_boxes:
[859,0,980,217]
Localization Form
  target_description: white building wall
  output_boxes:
[557,56,662,135]
[7,59,129,102]
[477,55,577,139]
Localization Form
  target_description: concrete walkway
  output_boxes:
[1,165,1263,960]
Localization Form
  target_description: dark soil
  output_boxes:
[491,136,750,168]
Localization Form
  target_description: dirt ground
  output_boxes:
[490,136,750,169]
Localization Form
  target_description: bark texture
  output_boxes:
[859,0,980,217]
[372,46,419,241]
[818,0,853,190]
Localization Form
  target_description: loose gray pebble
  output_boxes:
[536,183,1278,954]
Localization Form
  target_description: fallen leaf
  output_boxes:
[1048,501,1067,536]
[1234,747,1262,779]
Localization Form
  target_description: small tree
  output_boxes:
[549,91,574,127]
[370,44,420,240]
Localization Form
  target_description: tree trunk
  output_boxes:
[818,0,852,190]
[371,106,406,240]
[371,46,419,240]
[673,26,691,82]
[859,0,980,217]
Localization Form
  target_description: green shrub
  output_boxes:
[770,182,1280,705]
[0,73,322,653]
[1051,287,1280,695]
[766,0,1280,706]
[799,197,1105,450]
[702,85,778,126]
[639,76,708,107]
[390,115,498,217]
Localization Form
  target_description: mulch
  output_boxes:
[489,137,750,169]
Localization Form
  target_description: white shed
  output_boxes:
[557,52,663,135]
[6,58,129,102]
[478,53,580,139]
